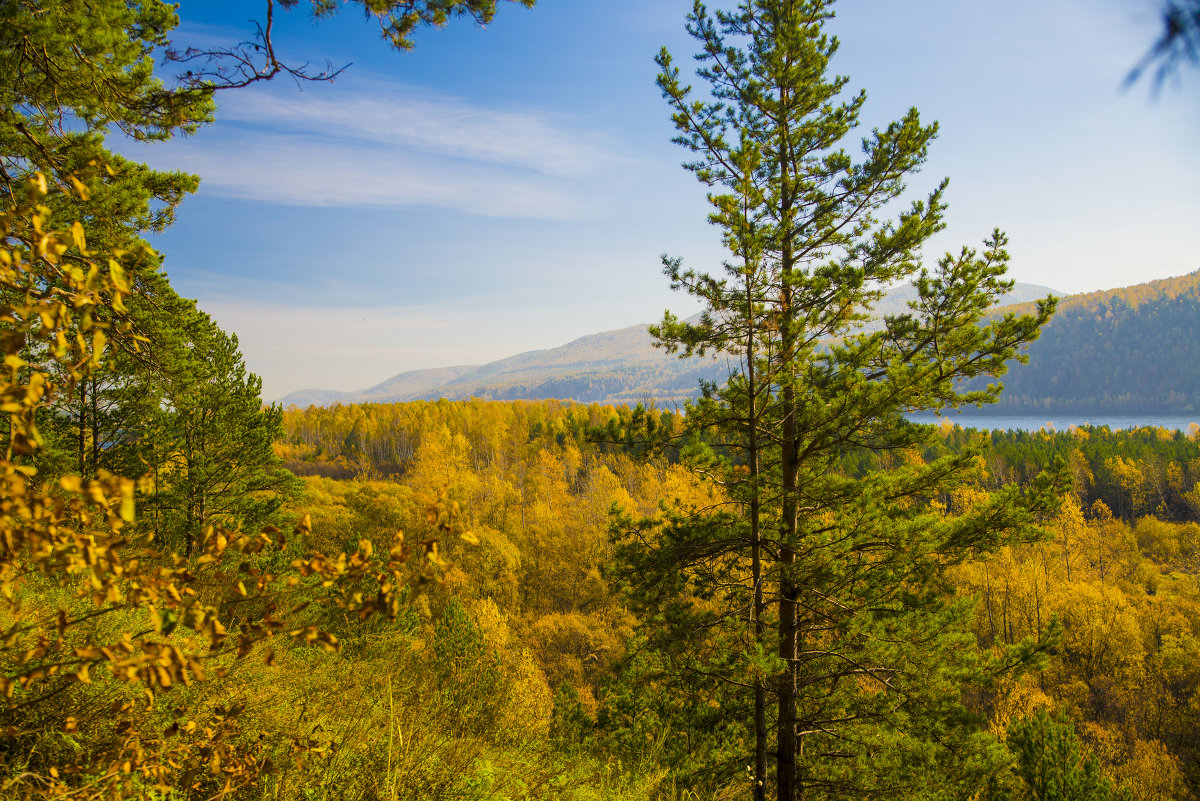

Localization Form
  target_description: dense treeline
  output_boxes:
[965,425,1200,523]
[457,365,726,407]
[977,270,1200,414]
[278,398,682,478]
[854,423,1200,526]
[285,403,1200,527]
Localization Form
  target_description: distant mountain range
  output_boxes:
[278,281,1054,408]
[277,274,1199,415]
[278,323,728,408]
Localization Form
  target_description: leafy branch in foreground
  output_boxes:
[0,174,460,799]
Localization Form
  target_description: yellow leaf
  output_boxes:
[460,530,481,546]
[120,493,135,523]
[109,259,130,293]
[38,234,56,264]
[68,175,90,201]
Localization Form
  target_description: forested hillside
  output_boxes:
[979,270,1200,414]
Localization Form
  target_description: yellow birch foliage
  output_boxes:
[0,176,443,799]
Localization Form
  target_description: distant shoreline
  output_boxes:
[908,413,1200,432]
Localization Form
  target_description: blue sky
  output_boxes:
[126,0,1200,400]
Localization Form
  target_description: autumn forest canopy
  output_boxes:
[2,1,1199,800]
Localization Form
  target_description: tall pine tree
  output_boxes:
[613,2,1059,799]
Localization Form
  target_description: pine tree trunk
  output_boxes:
[746,271,768,801]
[775,62,803,800]
[776,145,800,801]
[777,556,798,801]
[777,459,799,801]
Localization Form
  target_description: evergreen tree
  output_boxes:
[0,0,210,240]
[1002,712,1125,801]
[613,2,1059,799]
[149,303,299,555]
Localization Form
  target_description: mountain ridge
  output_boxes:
[277,276,1199,414]
[277,281,1058,408]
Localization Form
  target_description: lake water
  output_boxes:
[906,413,1200,433]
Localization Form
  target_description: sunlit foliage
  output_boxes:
[0,177,449,798]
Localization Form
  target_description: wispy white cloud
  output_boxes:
[129,80,631,218]
[216,87,618,178]
[160,134,591,217]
